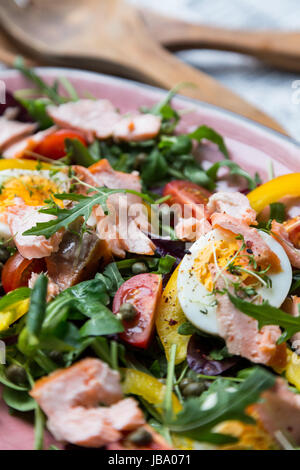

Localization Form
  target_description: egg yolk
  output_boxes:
[0,174,63,210]
[193,239,254,292]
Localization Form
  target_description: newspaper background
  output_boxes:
[131,0,300,140]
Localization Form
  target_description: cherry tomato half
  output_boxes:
[33,129,87,160]
[2,253,46,293]
[112,273,162,349]
[163,180,211,219]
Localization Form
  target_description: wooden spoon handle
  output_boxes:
[117,42,286,135]
[143,10,300,72]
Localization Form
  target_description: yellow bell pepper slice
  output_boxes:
[122,368,182,414]
[247,173,300,214]
[0,159,55,172]
[0,298,30,331]
[156,265,190,365]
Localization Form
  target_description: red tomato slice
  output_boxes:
[33,129,87,160]
[112,273,162,349]
[2,253,46,293]
[163,180,211,219]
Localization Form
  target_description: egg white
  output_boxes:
[177,228,292,335]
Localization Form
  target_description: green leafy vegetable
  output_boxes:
[178,322,198,336]
[0,364,28,391]
[15,57,66,105]
[2,387,35,412]
[269,202,286,224]
[189,125,229,159]
[206,160,259,190]
[228,293,300,344]
[16,97,54,130]
[65,138,99,167]
[0,287,30,311]
[168,367,275,443]
[23,187,123,239]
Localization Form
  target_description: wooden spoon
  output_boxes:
[0,33,35,67]
[143,10,300,73]
[0,0,285,134]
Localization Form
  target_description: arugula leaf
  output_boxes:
[228,293,300,344]
[99,263,124,295]
[16,97,54,130]
[269,202,286,223]
[189,125,229,159]
[23,187,123,239]
[65,138,99,167]
[206,160,258,190]
[2,387,35,412]
[168,367,275,443]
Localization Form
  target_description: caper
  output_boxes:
[179,378,192,391]
[182,381,206,397]
[131,262,148,275]
[6,364,28,386]
[0,246,10,263]
[128,428,153,446]
[117,303,137,322]
[134,153,147,169]
[48,350,65,366]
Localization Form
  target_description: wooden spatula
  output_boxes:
[143,10,300,73]
[0,0,285,134]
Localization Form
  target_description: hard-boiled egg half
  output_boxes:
[0,159,70,241]
[177,228,292,335]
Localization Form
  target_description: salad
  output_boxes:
[1,61,300,451]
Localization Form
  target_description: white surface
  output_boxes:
[131,0,300,140]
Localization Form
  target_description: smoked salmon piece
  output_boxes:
[213,269,286,367]
[207,192,257,225]
[30,358,123,415]
[113,114,161,142]
[3,126,58,159]
[0,117,36,152]
[255,378,300,446]
[47,99,161,143]
[175,216,212,241]
[212,213,281,271]
[89,158,142,192]
[47,99,121,141]
[30,358,146,448]
[272,220,300,268]
[7,200,63,260]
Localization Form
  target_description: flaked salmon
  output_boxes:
[212,268,286,367]
[30,358,145,448]
[207,192,257,225]
[0,117,36,152]
[47,99,161,143]
[113,114,161,142]
[7,199,63,260]
[255,378,300,445]
[47,99,121,141]
[3,126,58,159]
[175,216,212,241]
[272,220,300,268]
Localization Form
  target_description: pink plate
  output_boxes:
[0,67,300,450]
